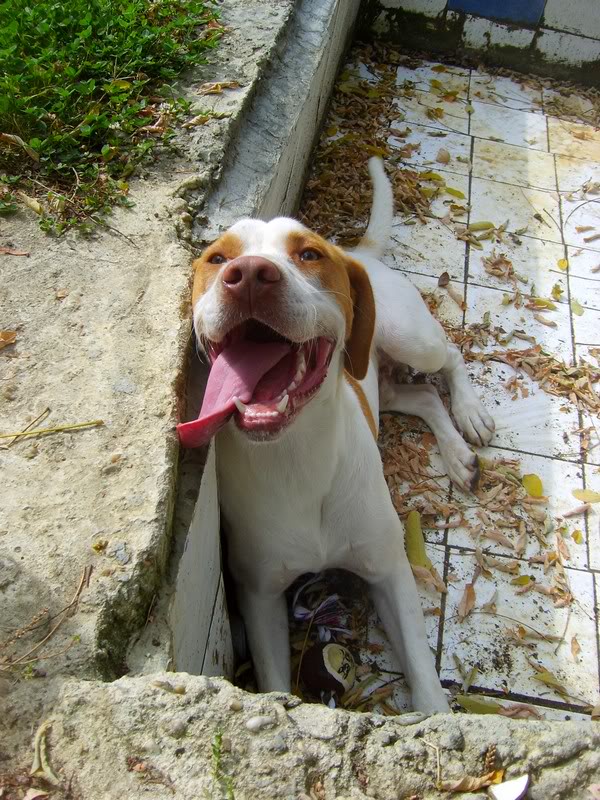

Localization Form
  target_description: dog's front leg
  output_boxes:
[369,554,449,714]
[238,586,291,693]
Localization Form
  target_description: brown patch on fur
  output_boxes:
[286,230,376,379]
[345,372,378,439]
[192,232,243,306]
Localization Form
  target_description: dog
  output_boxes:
[178,158,495,713]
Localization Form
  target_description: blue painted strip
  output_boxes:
[447,0,545,26]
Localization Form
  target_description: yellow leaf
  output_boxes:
[571,298,584,316]
[419,170,445,182]
[431,64,447,73]
[572,529,584,544]
[557,258,569,271]
[511,575,534,586]
[468,221,495,231]
[522,473,543,497]
[455,694,502,714]
[533,669,567,695]
[430,78,444,90]
[446,186,466,199]
[533,298,557,310]
[572,489,600,503]
[551,283,564,301]
[17,192,42,214]
[405,511,433,569]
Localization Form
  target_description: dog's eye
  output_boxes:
[208,253,227,265]
[299,249,321,262]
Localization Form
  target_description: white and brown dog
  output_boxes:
[178,158,494,713]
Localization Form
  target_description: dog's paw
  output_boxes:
[453,396,495,448]
[443,440,480,493]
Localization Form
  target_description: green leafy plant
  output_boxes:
[211,730,235,800]
[0,0,221,232]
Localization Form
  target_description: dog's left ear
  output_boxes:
[343,257,376,380]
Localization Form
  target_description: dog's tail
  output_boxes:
[357,157,394,257]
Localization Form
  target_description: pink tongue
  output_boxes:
[177,339,291,448]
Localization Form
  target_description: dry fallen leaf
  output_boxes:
[436,147,451,164]
[498,703,543,719]
[557,258,569,271]
[457,583,475,621]
[0,330,17,350]
[571,635,581,660]
[23,790,49,800]
[571,298,585,316]
[439,770,504,792]
[572,489,600,503]
[198,80,241,95]
[0,246,29,256]
[411,564,447,593]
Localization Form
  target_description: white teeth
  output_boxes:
[293,350,307,384]
[233,397,248,414]
[276,393,289,413]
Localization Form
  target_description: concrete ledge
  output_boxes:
[47,673,600,799]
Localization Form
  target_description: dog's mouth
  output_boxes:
[178,320,335,447]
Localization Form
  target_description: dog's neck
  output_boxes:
[217,357,354,491]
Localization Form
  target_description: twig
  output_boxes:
[445,610,558,643]
[3,407,50,448]
[294,609,317,694]
[423,739,442,788]
[0,419,104,441]
[9,567,90,666]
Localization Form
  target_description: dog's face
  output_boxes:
[191,217,375,442]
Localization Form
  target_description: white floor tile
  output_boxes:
[387,217,467,282]
[463,360,580,461]
[572,304,600,345]
[448,447,587,569]
[566,246,600,279]
[393,91,470,135]
[388,122,471,175]
[473,139,556,190]
[585,465,600,569]
[465,282,574,362]
[570,275,600,312]
[396,62,470,98]
[542,88,596,123]
[555,153,600,194]
[470,178,563,244]
[470,101,548,151]
[467,234,566,298]
[471,73,543,113]
[548,117,600,162]
[441,549,598,709]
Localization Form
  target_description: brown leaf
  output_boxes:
[411,564,447,593]
[198,80,241,95]
[0,246,29,256]
[498,702,543,719]
[457,583,476,621]
[571,634,581,660]
[439,770,504,792]
[0,132,39,161]
[0,330,17,350]
[438,271,450,287]
[436,147,451,164]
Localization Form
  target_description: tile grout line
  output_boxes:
[443,541,598,575]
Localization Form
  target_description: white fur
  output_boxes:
[195,158,495,713]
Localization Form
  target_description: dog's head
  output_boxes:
[179,217,375,446]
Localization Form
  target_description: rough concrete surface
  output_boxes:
[1,0,297,767]
[47,673,600,799]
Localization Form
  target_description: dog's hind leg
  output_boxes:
[380,381,480,492]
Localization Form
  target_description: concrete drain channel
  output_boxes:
[128,0,361,682]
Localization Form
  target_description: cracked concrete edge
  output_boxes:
[46,673,600,799]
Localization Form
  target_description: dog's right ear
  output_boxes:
[343,256,376,381]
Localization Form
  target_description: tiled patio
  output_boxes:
[296,49,600,720]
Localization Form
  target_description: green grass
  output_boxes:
[0,0,222,233]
